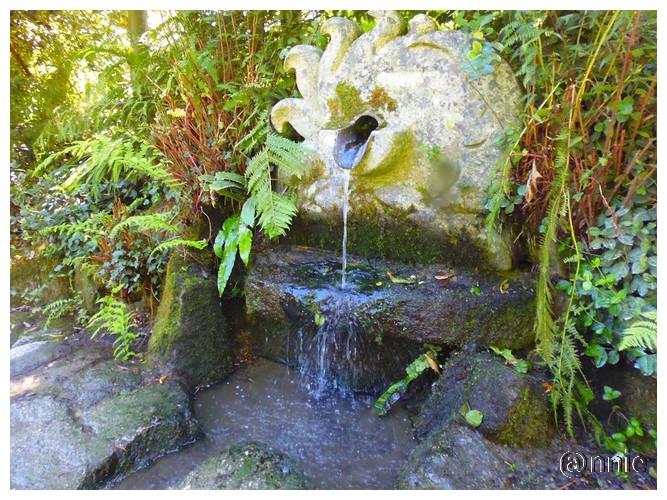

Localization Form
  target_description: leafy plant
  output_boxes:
[618,311,657,353]
[490,346,532,374]
[87,294,138,361]
[213,200,256,297]
[374,346,440,416]
[602,385,621,402]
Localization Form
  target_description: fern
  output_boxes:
[34,134,178,193]
[245,131,308,239]
[43,298,79,328]
[109,214,180,240]
[150,238,208,257]
[618,311,657,352]
[87,295,137,361]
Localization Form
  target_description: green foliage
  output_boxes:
[602,386,621,402]
[88,294,138,361]
[374,347,440,416]
[618,311,657,353]
[474,9,657,437]
[245,132,309,239]
[489,346,532,374]
[213,200,256,297]
[43,298,80,328]
[465,409,484,428]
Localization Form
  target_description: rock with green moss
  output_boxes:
[271,11,521,270]
[245,246,535,392]
[414,351,553,447]
[147,254,233,389]
[174,441,312,490]
[10,254,71,307]
[10,333,201,489]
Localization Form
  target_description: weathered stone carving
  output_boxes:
[271,11,522,270]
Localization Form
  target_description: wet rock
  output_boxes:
[245,246,535,392]
[272,11,522,270]
[174,441,312,490]
[396,422,510,489]
[415,351,553,447]
[10,334,200,489]
[147,254,233,389]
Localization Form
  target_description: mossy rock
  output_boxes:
[174,441,312,490]
[147,254,233,389]
[10,254,71,307]
[396,422,511,489]
[415,351,553,447]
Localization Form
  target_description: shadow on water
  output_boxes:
[112,359,416,490]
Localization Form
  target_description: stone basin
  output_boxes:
[245,245,536,393]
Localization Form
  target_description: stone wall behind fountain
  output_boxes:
[272,11,522,270]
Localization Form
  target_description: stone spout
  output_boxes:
[332,115,379,170]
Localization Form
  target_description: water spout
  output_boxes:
[333,115,379,170]
[335,115,378,288]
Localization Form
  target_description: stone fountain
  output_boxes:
[245,11,533,393]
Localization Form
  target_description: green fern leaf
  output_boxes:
[618,311,657,351]
[110,214,180,239]
[150,238,207,257]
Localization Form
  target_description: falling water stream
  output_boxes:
[341,168,351,289]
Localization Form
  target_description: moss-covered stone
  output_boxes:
[414,351,553,447]
[326,81,367,128]
[10,332,201,489]
[174,441,312,490]
[10,254,71,307]
[245,246,536,392]
[147,254,233,389]
[396,422,511,489]
[287,205,499,270]
[369,86,398,112]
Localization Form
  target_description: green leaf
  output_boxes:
[240,198,256,227]
[465,409,483,428]
[238,226,253,266]
[602,385,621,401]
[217,236,238,297]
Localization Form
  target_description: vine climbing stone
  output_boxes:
[272,11,522,270]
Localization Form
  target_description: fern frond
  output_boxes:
[110,214,180,239]
[150,238,208,257]
[43,298,78,328]
[87,295,137,361]
[243,129,308,239]
[618,311,657,351]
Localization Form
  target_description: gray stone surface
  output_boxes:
[272,11,522,270]
[174,441,312,490]
[10,334,200,489]
[245,246,535,392]
[10,340,62,378]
